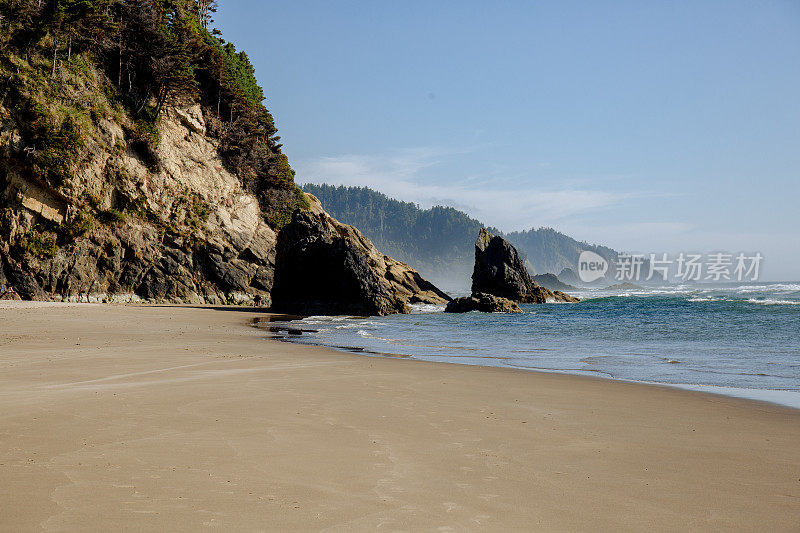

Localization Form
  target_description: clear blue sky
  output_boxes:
[215,1,800,280]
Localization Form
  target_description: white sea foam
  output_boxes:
[734,285,771,293]
[746,298,800,306]
[335,320,385,329]
[648,288,695,295]
[735,283,800,293]
[685,296,800,305]
[409,303,446,313]
[302,315,351,324]
[300,316,386,327]
[770,283,800,292]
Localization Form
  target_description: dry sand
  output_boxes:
[1,303,799,531]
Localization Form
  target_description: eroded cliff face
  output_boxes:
[1,103,278,304]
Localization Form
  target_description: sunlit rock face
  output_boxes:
[1,104,277,304]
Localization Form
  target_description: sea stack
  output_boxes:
[471,228,579,304]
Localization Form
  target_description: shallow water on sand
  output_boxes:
[255,283,800,408]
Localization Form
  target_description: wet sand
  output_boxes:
[1,303,799,531]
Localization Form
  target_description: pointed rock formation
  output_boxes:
[471,228,578,304]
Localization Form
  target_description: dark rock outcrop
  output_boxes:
[271,203,451,316]
[0,220,275,305]
[472,228,577,303]
[605,282,643,290]
[552,290,580,303]
[0,250,50,300]
[532,272,578,292]
[445,293,522,313]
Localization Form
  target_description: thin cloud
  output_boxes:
[295,148,643,231]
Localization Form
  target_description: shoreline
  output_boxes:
[2,302,799,530]
[258,315,800,412]
[276,336,800,411]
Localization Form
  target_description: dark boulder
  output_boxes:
[445,293,522,313]
[0,251,49,300]
[552,290,580,303]
[271,208,450,316]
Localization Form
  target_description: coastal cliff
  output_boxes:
[0,1,446,313]
[0,1,302,304]
[1,101,283,304]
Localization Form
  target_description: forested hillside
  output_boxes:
[504,227,618,277]
[302,184,494,282]
[303,183,618,290]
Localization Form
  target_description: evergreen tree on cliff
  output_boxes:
[0,0,295,206]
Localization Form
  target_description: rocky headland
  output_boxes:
[0,2,447,315]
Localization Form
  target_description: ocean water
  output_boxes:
[254,283,800,408]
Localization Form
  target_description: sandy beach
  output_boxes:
[1,303,798,531]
